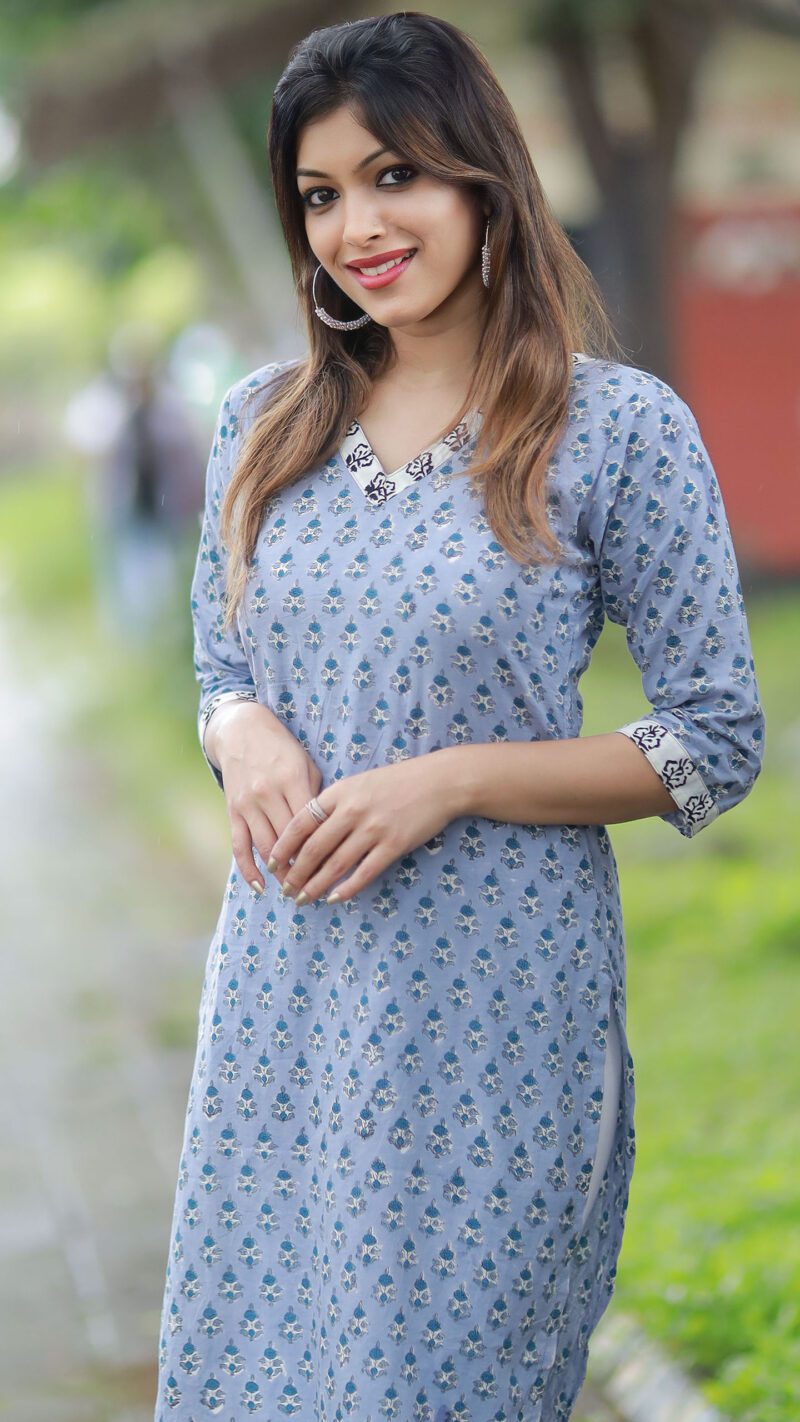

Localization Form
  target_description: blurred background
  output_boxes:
[0,2,797,1420]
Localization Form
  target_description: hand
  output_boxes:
[266,750,463,906]
[210,700,323,894]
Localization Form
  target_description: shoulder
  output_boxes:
[559,357,714,544]
[206,357,304,475]
[225,355,305,425]
[569,354,699,438]
[564,354,706,490]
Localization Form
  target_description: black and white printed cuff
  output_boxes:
[615,717,719,837]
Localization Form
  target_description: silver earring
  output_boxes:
[312,263,372,330]
[481,219,491,288]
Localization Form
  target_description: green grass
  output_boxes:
[1,463,798,1419]
[579,589,800,1420]
[0,457,95,611]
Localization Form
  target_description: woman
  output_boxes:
[154,14,765,1421]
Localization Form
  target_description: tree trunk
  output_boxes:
[540,1,718,384]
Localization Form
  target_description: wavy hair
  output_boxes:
[219,11,624,633]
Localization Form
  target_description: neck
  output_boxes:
[384,283,486,390]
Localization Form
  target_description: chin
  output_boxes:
[372,300,423,325]
[387,306,438,329]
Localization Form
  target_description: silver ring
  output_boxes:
[305,796,329,824]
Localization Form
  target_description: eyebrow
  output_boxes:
[296,146,394,180]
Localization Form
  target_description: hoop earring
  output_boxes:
[312,263,372,330]
[481,219,492,288]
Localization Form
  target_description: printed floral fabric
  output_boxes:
[155,353,764,1422]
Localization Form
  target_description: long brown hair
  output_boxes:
[220,11,625,634]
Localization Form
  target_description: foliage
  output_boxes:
[581,589,800,1420]
[528,0,649,41]
[0,239,206,386]
[0,157,172,276]
[0,0,101,62]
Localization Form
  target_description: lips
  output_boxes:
[346,248,416,271]
[348,251,417,289]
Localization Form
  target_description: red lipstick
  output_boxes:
[345,247,416,270]
[347,250,417,289]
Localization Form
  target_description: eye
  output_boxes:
[302,186,336,207]
[377,164,420,187]
[300,164,417,210]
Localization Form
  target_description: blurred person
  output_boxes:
[152,15,765,1422]
[68,323,205,644]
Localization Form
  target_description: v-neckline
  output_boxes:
[339,353,590,506]
[340,406,484,507]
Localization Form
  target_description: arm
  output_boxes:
[437,730,677,826]
[190,366,288,790]
[442,374,766,834]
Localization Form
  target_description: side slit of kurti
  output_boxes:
[538,984,634,1420]
[579,1000,623,1230]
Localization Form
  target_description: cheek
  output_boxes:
[302,222,317,258]
[304,213,333,256]
[426,198,483,265]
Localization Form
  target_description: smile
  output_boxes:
[348,250,417,289]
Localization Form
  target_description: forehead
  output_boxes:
[296,106,383,169]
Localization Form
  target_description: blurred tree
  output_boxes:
[526,0,800,381]
[6,0,800,381]
[10,0,363,354]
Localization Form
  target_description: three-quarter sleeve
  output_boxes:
[584,370,765,838]
[190,377,261,789]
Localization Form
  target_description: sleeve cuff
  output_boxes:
[199,688,259,789]
[614,717,719,838]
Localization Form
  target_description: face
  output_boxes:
[295,105,489,331]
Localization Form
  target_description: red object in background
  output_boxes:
[674,203,800,576]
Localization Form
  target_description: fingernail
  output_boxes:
[294,890,308,906]
[327,892,340,904]
[266,856,277,872]
[250,879,263,894]
[280,881,294,897]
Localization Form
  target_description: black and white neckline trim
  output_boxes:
[340,407,483,507]
[340,352,590,506]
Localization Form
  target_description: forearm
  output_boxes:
[440,732,678,827]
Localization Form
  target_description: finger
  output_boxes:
[284,762,325,820]
[287,832,371,905]
[249,774,311,886]
[277,808,346,893]
[230,794,293,894]
[271,787,335,874]
[324,842,390,904]
[269,813,316,882]
[246,806,290,888]
[289,765,325,866]
[281,819,354,901]
[229,810,271,895]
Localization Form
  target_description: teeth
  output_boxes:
[357,252,413,275]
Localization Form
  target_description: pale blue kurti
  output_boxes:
[154,353,765,1421]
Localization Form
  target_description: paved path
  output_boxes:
[0,612,618,1422]
[0,613,230,1421]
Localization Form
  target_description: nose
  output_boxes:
[340,196,387,251]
